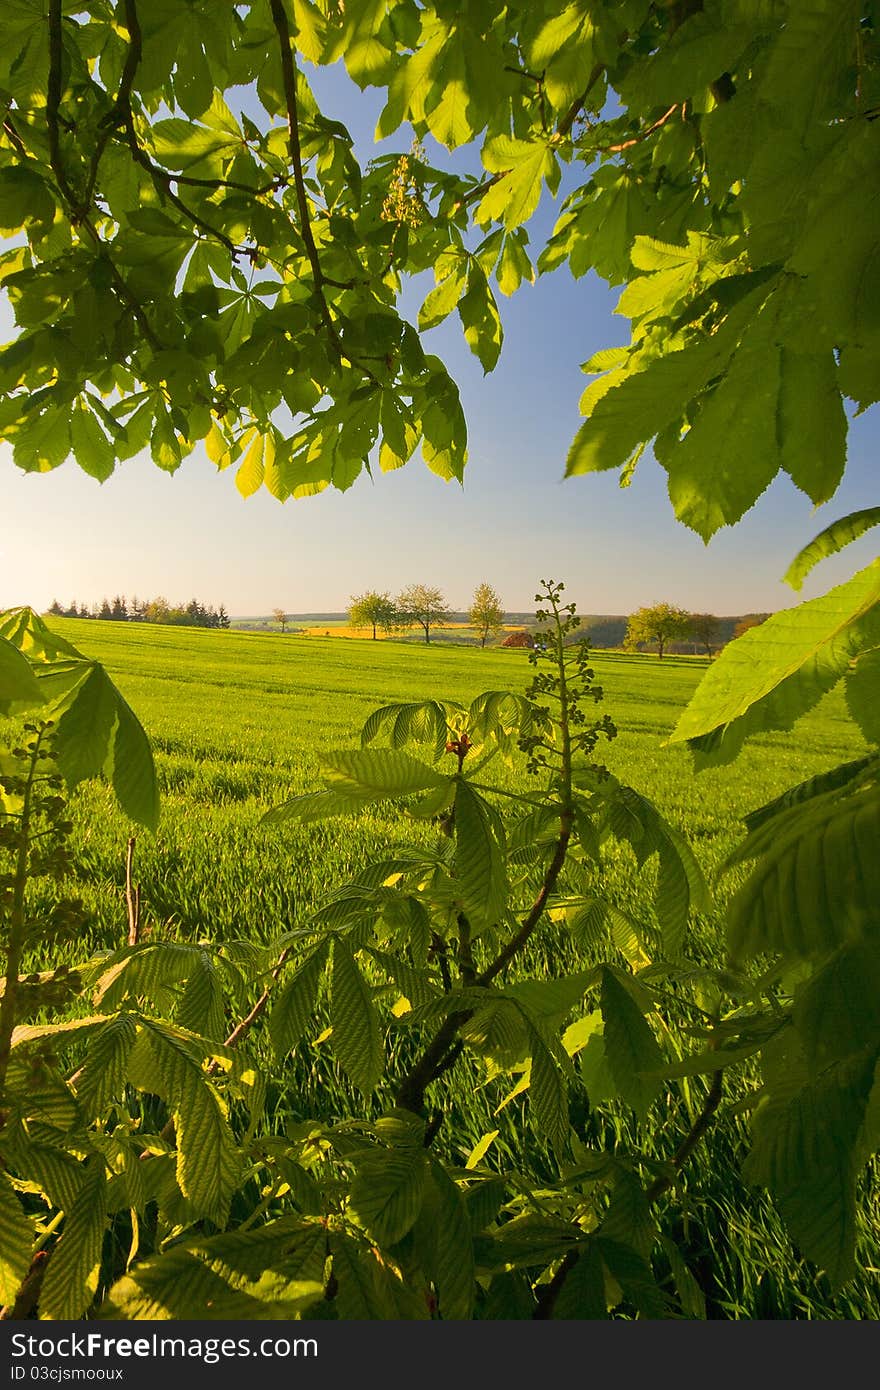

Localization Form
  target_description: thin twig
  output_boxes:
[125,836,140,947]
[601,104,680,154]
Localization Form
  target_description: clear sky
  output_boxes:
[1,65,877,619]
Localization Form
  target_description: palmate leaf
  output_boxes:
[330,940,384,1093]
[93,942,213,1010]
[0,609,158,827]
[669,561,880,766]
[361,699,461,761]
[0,1171,33,1308]
[725,772,880,963]
[784,508,880,591]
[39,1154,106,1320]
[99,1217,327,1320]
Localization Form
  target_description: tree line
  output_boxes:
[621,604,770,659]
[48,596,231,628]
[344,586,768,656]
[347,582,504,646]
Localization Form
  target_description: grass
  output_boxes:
[9,617,878,1318]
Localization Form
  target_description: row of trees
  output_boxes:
[624,604,769,659]
[348,582,505,646]
[48,597,231,629]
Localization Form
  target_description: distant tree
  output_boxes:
[468,581,505,648]
[625,603,692,660]
[217,605,231,630]
[145,597,170,624]
[396,584,452,645]
[689,613,720,656]
[581,617,628,649]
[47,599,64,616]
[110,595,128,622]
[348,590,397,640]
[733,613,771,640]
[272,608,290,634]
[99,598,112,621]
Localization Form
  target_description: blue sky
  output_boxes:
[1,64,876,618]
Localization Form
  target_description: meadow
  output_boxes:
[15,616,879,1318]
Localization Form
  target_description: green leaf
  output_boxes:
[566,337,722,479]
[784,508,880,591]
[664,337,781,540]
[130,1021,241,1224]
[527,1029,569,1156]
[453,780,508,929]
[422,1162,475,1319]
[74,1015,139,1118]
[777,350,847,507]
[236,429,274,499]
[600,1170,655,1261]
[39,659,159,830]
[329,1231,423,1319]
[39,1155,106,1320]
[177,952,226,1040]
[669,561,880,764]
[743,756,876,834]
[320,747,449,799]
[418,261,468,331]
[262,788,377,825]
[70,402,116,482]
[552,1240,607,1319]
[269,942,330,1059]
[846,649,880,745]
[350,1147,427,1247]
[725,775,880,963]
[478,140,558,230]
[0,634,44,710]
[0,1172,33,1309]
[100,1217,326,1319]
[457,268,503,373]
[331,940,383,1093]
[793,943,880,1072]
[743,1060,873,1290]
[599,968,664,1119]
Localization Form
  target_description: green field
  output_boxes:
[14,617,879,1318]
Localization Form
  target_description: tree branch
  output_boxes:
[82,0,144,208]
[268,0,378,380]
[557,62,606,139]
